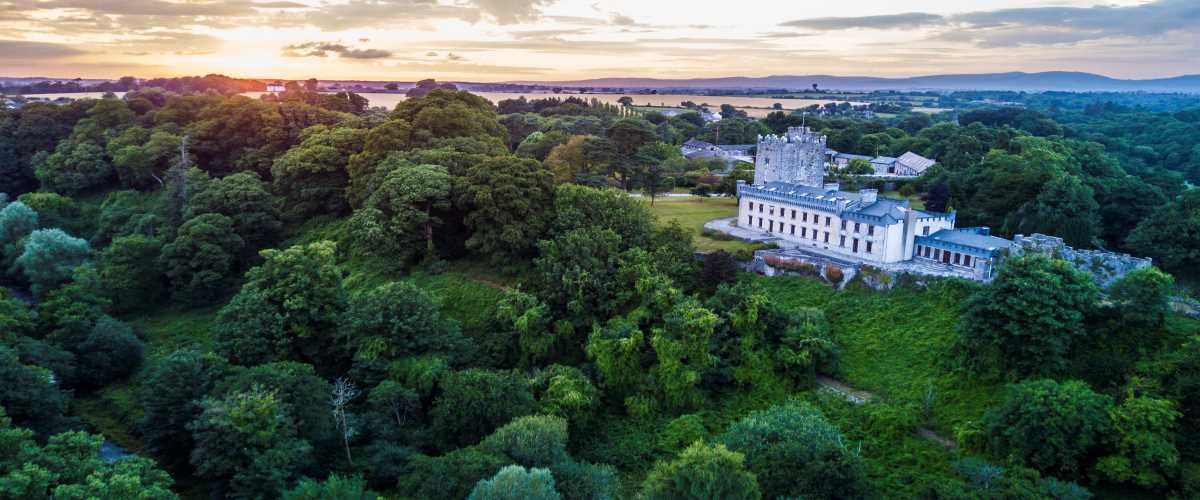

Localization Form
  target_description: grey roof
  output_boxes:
[683,139,714,149]
[926,229,1013,251]
[748,182,911,225]
[716,144,754,152]
[897,152,936,173]
[871,156,898,164]
[835,153,873,161]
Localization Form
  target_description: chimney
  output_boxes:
[859,189,878,204]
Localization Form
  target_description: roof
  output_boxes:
[741,181,911,225]
[682,139,714,149]
[716,144,754,152]
[925,228,1013,252]
[834,153,873,161]
[871,156,898,164]
[897,152,937,173]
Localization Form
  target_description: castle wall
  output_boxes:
[754,127,826,187]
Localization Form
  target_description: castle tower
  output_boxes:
[754,126,827,188]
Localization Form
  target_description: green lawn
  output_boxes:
[644,196,761,252]
[753,276,1002,432]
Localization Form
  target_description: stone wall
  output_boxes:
[1011,234,1152,287]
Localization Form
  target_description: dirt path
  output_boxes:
[815,375,956,450]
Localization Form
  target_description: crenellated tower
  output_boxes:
[754,126,827,187]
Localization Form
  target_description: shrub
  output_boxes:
[469,465,561,500]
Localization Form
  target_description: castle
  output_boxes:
[730,127,1149,283]
[755,126,826,186]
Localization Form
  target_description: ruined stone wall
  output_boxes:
[1011,234,1152,287]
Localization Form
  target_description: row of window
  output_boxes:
[748,215,875,255]
[748,201,876,236]
[916,245,974,268]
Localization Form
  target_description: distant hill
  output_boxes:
[510,72,1200,92]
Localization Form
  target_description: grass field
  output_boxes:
[644,196,761,252]
[753,275,1002,432]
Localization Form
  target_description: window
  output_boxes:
[747,215,753,225]
[769,221,774,233]
[758,204,763,213]
[964,255,972,267]
[769,207,774,216]
[866,242,873,253]
[758,219,763,228]
[824,232,830,243]
[839,236,846,247]
[841,220,847,230]
[790,225,795,235]
[954,253,961,265]
[852,239,860,253]
[825,216,831,226]
[922,226,930,236]
[802,212,808,223]
[791,209,796,219]
[812,231,818,241]
[867,225,875,236]
[749,202,754,211]
[854,222,861,233]
[801,228,807,238]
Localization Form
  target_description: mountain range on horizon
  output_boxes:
[509,71,1200,93]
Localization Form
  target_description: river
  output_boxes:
[17,91,864,117]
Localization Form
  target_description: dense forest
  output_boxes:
[1,84,1199,499]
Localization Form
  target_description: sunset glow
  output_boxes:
[1,0,1195,81]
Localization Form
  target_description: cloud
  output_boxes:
[0,39,86,59]
[470,0,554,24]
[780,12,944,31]
[283,41,392,59]
[610,14,634,26]
[776,0,1200,48]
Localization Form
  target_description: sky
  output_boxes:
[0,0,1197,82]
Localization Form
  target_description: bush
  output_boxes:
[469,465,561,500]
[74,316,144,390]
[13,228,91,296]
[481,415,569,467]
[983,379,1111,475]
[721,400,867,499]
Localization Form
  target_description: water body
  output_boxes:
[19,91,862,116]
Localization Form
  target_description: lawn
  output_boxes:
[644,196,761,252]
[752,275,1003,432]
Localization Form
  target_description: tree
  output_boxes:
[957,255,1099,377]
[1107,267,1174,331]
[138,349,229,463]
[0,345,68,435]
[353,163,452,262]
[605,119,657,188]
[617,96,633,106]
[532,365,600,430]
[75,315,144,390]
[13,228,92,296]
[698,251,739,292]
[271,125,365,219]
[96,234,163,313]
[340,281,468,377]
[544,135,589,184]
[1127,190,1200,276]
[721,401,867,499]
[1095,396,1180,488]
[214,241,344,366]
[481,415,569,468]
[106,127,180,189]
[984,379,1112,475]
[469,465,561,500]
[330,378,360,466]
[1010,175,1101,248]
[635,142,680,206]
[392,89,507,147]
[34,140,113,195]
[186,170,281,250]
[283,475,377,500]
[189,389,314,499]
[640,442,760,500]
[431,369,536,449]
[459,155,555,260]
[0,200,37,246]
[159,213,244,304]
